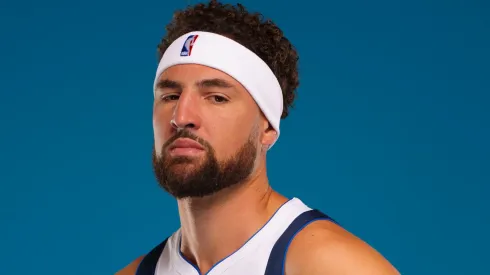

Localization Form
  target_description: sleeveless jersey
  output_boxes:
[135,198,336,275]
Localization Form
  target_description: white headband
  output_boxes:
[153,31,283,148]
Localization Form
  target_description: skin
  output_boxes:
[116,64,400,275]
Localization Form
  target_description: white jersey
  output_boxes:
[136,198,335,275]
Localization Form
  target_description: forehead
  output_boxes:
[159,64,243,88]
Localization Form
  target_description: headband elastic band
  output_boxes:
[153,31,283,148]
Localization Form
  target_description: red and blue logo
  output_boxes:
[180,35,199,56]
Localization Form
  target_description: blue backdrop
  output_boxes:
[1,0,488,274]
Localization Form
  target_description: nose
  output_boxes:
[170,92,201,131]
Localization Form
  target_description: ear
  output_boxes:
[260,120,278,147]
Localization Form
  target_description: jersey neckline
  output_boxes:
[171,197,303,275]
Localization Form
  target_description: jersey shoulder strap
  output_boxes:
[264,209,337,275]
[135,238,169,275]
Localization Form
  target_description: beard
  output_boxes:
[152,129,258,199]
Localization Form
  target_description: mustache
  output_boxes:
[162,129,209,151]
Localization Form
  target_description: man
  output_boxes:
[117,1,400,274]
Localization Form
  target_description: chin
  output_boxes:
[168,162,203,174]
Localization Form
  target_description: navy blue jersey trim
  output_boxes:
[135,238,169,275]
[264,210,337,275]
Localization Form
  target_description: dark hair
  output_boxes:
[157,0,300,119]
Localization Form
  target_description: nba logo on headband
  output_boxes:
[180,35,199,56]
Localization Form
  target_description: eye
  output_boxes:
[161,94,180,102]
[209,95,229,104]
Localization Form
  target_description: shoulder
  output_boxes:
[115,234,173,275]
[285,219,400,275]
[115,255,145,275]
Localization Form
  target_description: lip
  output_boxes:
[168,138,204,150]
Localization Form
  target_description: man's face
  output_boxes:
[152,64,266,199]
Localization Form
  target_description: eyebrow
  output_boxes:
[155,78,234,92]
[155,79,182,91]
[196,78,234,89]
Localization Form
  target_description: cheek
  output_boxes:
[152,122,164,155]
[208,113,256,158]
[152,106,172,153]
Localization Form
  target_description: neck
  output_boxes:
[176,166,288,274]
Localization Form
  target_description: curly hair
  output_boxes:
[157,0,300,119]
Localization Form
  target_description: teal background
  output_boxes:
[0,0,488,274]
